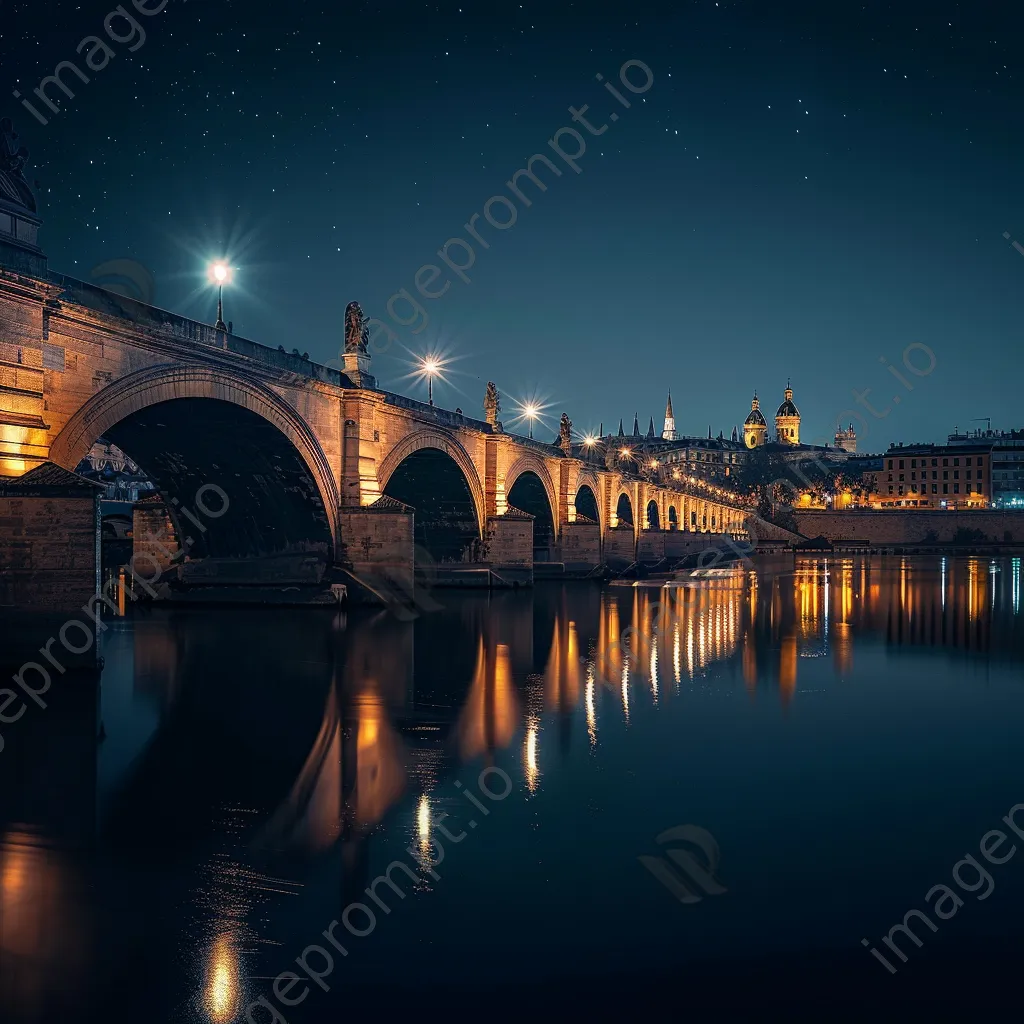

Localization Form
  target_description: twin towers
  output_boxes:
[654,384,801,448]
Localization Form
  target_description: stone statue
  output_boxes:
[484,381,501,428]
[0,118,36,213]
[344,300,369,354]
[559,412,572,453]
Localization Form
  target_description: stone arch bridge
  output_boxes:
[0,268,751,599]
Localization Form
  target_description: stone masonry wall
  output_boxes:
[794,509,1024,545]
[0,494,97,611]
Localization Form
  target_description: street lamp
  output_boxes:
[207,261,232,331]
[523,402,539,439]
[420,356,440,405]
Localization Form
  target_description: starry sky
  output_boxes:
[3,0,1022,449]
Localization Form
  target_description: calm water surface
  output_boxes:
[2,555,1024,1021]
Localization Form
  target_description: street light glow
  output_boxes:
[208,260,231,284]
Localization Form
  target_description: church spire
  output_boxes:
[632,412,640,436]
[617,418,624,437]
[662,389,677,440]
[646,416,656,439]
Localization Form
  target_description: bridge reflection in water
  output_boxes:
[0,555,1021,1022]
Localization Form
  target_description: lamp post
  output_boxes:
[421,356,440,406]
[524,403,539,439]
[208,261,231,331]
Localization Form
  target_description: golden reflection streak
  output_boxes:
[585,665,597,747]
[205,934,240,1023]
[417,794,431,858]
[524,721,540,792]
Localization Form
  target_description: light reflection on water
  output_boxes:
[1,554,1023,1022]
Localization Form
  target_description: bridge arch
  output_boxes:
[614,490,634,528]
[645,499,660,530]
[504,454,558,533]
[48,363,340,565]
[504,454,558,559]
[376,428,486,537]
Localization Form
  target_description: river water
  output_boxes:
[2,555,1023,1020]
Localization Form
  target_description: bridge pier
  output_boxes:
[636,527,665,564]
[604,525,636,570]
[558,520,601,572]
[483,510,534,586]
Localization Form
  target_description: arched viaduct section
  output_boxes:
[0,268,751,599]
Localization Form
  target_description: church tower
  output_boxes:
[662,390,677,440]
[834,422,857,453]
[775,380,800,445]
[743,392,767,449]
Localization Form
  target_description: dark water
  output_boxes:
[2,555,1023,1021]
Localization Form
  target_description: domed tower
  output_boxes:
[744,392,767,449]
[775,380,800,445]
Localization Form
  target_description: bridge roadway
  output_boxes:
[0,264,753,600]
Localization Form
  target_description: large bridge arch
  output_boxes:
[48,363,340,564]
[376,429,486,537]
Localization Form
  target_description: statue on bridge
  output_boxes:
[344,301,369,354]
[559,412,572,454]
[0,118,36,213]
[484,381,501,430]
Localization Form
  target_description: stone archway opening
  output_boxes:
[94,397,335,586]
[646,500,660,530]
[507,470,556,561]
[615,492,634,528]
[383,447,482,565]
[668,506,678,530]
[574,483,600,524]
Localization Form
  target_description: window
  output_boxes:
[932,484,938,494]
[954,484,960,494]
[932,458,938,467]
[966,458,972,466]
[943,484,949,494]
[967,470,972,480]
[899,474,905,482]
[943,471,948,480]
[888,473,894,482]
[899,460,905,470]
[898,485,904,496]
[954,470,959,480]
[943,458,949,467]
[932,471,938,480]
[911,484,918,493]
[911,472,917,481]
[888,485,894,495]
[954,458,959,467]
[888,460,894,470]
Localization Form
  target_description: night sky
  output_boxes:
[3,0,1022,449]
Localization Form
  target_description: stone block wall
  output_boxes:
[0,494,98,612]
[484,514,534,569]
[636,528,666,563]
[338,506,415,601]
[793,509,1024,545]
[132,499,181,574]
[604,527,636,568]
[559,521,601,569]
